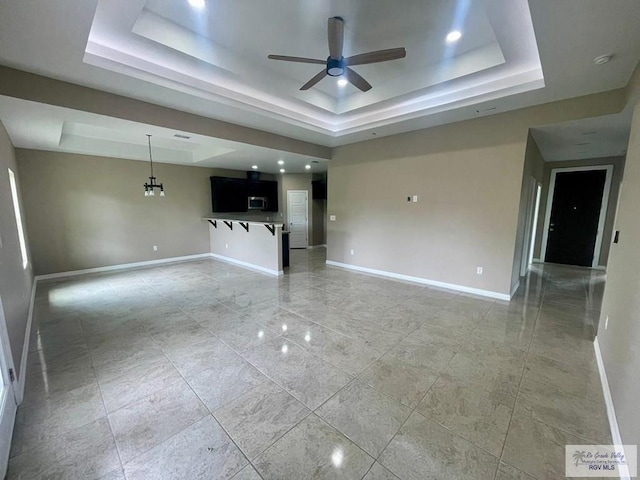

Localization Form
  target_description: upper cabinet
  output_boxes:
[211,176,278,212]
[312,179,327,200]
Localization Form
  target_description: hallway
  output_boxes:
[9,250,610,479]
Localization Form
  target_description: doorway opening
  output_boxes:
[540,165,613,267]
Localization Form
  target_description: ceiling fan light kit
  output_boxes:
[268,16,406,92]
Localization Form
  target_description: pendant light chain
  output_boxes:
[147,134,154,179]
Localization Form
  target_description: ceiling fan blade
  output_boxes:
[267,55,326,65]
[345,67,372,92]
[300,70,328,90]
[346,48,407,66]
[328,16,344,60]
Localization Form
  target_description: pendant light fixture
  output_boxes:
[143,134,165,197]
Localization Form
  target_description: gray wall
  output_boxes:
[0,121,33,379]
[312,199,327,246]
[16,149,261,275]
[280,173,315,246]
[532,156,625,266]
[327,90,627,297]
[312,173,327,246]
[597,96,640,447]
[510,132,546,291]
[0,66,331,161]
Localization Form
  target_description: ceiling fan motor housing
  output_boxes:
[327,57,345,76]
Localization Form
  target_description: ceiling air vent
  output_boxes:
[174,134,191,139]
[475,107,496,114]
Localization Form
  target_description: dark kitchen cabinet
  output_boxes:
[312,179,327,200]
[211,176,278,213]
[262,180,278,212]
[210,177,248,212]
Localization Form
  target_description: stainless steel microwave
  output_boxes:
[248,196,268,210]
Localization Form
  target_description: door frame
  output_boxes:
[540,165,613,268]
[0,297,18,478]
[287,190,309,249]
[520,178,542,277]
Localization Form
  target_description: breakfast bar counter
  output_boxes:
[204,217,286,275]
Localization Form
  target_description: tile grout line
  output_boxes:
[493,270,548,480]
[152,330,266,479]
[78,301,127,479]
[17,255,607,480]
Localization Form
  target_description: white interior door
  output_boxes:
[0,297,17,478]
[287,190,308,249]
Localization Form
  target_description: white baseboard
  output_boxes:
[325,260,510,301]
[211,254,283,276]
[594,337,630,480]
[16,281,36,405]
[532,258,542,263]
[34,253,213,281]
[510,280,521,298]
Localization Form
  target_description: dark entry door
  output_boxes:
[545,169,607,267]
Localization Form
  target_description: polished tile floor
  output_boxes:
[9,249,611,479]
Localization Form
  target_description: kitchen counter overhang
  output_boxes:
[204,217,286,275]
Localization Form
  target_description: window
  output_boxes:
[8,169,28,269]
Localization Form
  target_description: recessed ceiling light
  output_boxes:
[277,160,284,165]
[446,31,462,43]
[594,54,613,65]
[251,165,258,170]
[337,78,348,87]
[188,0,206,9]
[280,168,285,173]
[305,165,311,170]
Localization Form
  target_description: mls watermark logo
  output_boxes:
[566,445,637,477]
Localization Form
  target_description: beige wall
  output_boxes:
[510,133,546,291]
[0,122,33,378]
[328,90,627,297]
[312,199,327,246]
[0,66,331,160]
[311,173,327,246]
[280,173,314,246]
[16,149,254,275]
[209,222,282,274]
[532,156,625,266]
[597,98,640,447]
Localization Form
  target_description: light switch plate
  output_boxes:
[329,215,336,221]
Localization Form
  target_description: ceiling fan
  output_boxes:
[267,16,406,92]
